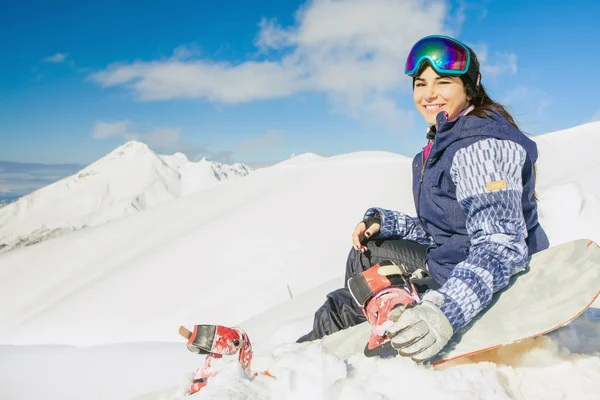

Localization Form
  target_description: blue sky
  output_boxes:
[1,0,599,175]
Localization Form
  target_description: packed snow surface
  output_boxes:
[1,122,600,400]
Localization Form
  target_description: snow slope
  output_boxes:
[0,122,600,400]
[0,141,250,253]
[532,121,600,246]
[0,150,409,346]
[533,121,600,198]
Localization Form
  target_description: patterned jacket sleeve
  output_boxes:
[437,138,530,331]
[363,208,434,246]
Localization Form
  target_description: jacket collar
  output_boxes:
[428,108,539,164]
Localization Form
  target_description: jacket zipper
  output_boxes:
[417,150,425,215]
[417,150,432,272]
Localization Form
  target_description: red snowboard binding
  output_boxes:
[179,324,274,394]
[347,260,421,357]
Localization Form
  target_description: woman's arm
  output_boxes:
[363,207,434,246]
[437,138,530,331]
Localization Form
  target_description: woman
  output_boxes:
[297,35,549,362]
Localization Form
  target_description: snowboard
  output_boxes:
[321,238,600,365]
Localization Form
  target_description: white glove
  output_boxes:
[386,291,453,363]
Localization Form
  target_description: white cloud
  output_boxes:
[469,44,517,78]
[171,44,203,60]
[236,130,286,151]
[463,0,490,20]
[255,18,291,51]
[126,127,181,151]
[91,121,181,152]
[499,87,552,130]
[590,110,600,122]
[88,0,513,131]
[535,98,551,116]
[43,53,69,63]
[484,52,517,76]
[91,121,131,139]
[89,0,454,131]
[501,87,551,115]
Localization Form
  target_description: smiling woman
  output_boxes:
[298,35,550,363]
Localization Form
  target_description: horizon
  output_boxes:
[2,118,600,198]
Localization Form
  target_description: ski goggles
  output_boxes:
[405,35,473,77]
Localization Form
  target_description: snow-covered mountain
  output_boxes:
[0,141,251,253]
[0,122,599,400]
[160,153,251,196]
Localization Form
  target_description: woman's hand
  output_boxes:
[352,221,381,253]
[386,291,454,363]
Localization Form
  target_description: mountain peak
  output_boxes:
[93,141,156,165]
[114,140,151,155]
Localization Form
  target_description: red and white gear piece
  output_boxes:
[347,261,421,355]
[180,325,274,394]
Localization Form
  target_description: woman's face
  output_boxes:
[413,66,472,126]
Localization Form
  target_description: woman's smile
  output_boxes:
[423,104,445,112]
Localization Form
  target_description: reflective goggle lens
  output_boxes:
[405,36,470,76]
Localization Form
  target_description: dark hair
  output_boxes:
[465,83,519,127]
[460,51,520,131]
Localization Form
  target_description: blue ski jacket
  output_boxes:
[364,110,549,331]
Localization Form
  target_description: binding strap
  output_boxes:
[348,260,411,307]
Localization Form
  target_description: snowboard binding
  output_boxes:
[347,260,421,357]
[179,324,273,394]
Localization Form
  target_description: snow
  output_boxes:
[1,122,600,399]
[0,141,251,253]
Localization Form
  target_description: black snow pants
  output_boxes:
[296,237,434,343]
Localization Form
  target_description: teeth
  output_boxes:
[425,104,443,110]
